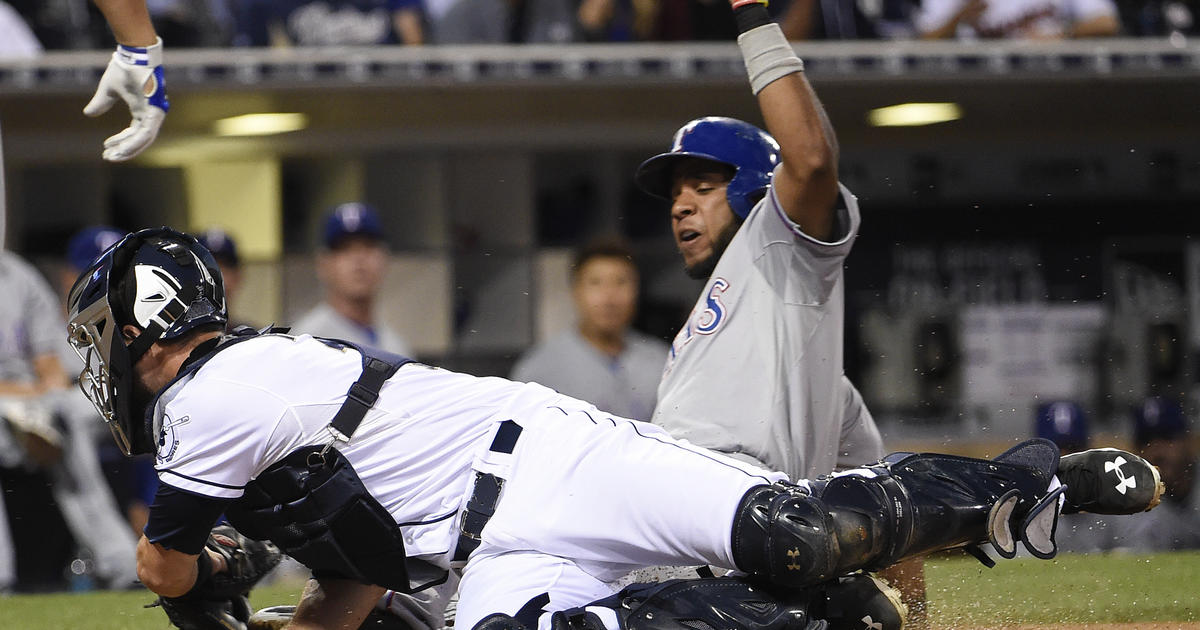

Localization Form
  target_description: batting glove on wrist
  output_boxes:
[84,37,169,162]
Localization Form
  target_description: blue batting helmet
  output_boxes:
[635,117,781,219]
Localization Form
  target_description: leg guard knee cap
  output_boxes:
[731,484,842,586]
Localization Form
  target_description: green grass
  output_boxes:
[1,553,1197,629]
[926,551,1200,626]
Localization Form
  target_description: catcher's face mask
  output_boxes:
[66,227,227,456]
[68,249,142,455]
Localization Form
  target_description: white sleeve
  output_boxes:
[913,0,964,35]
[155,379,288,499]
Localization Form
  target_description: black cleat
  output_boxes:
[1058,448,1165,515]
[815,574,907,630]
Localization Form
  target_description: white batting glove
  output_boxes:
[83,37,169,162]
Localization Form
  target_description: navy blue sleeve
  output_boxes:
[144,483,234,555]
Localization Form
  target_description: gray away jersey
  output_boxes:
[652,181,883,480]
[0,251,66,382]
[511,328,668,421]
[292,302,413,357]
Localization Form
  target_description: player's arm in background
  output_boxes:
[287,575,386,630]
[731,0,839,241]
[85,0,169,162]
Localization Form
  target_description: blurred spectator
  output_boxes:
[775,0,879,39]
[1032,400,1123,553]
[915,0,1120,39]
[772,0,918,40]
[0,0,42,57]
[652,0,736,40]
[577,0,657,41]
[1,247,137,591]
[1117,0,1197,36]
[146,0,233,46]
[292,203,414,356]
[195,227,257,330]
[234,0,426,47]
[511,238,667,421]
[432,0,576,43]
[1116,396,1200,550]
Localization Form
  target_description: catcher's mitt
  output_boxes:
[150,593,252,630]
[153,525,282,630]
[203,524,283,599]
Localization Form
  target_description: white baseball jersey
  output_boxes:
[292,302,413,357]
[653,181,883,480]
[915,0,1117,39]
[147,333,784,630]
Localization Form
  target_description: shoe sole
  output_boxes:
[248,606,295,630]
[1147,460,1165,512]
[867,574,909,630]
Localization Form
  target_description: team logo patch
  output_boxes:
[665,278,732,373]
[156,413,191,463]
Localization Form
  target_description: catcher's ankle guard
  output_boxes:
[731,440,1059,587]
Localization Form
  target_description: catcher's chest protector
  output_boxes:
[226,444,446,593]
[179,328,443,593]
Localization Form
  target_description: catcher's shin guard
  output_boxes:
[731,439,1060,587]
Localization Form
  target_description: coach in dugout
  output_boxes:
[292,203,413,357]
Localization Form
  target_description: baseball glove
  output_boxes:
[150,593,252,630]
[151,525,282,630]
[203,524,283,599]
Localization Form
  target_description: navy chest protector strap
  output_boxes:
[175,328,439,593]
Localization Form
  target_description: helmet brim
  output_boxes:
[634,151,738,201]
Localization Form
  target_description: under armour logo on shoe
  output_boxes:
[1106,456,1137,495]
[861,615,883,630]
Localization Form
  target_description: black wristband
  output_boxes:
[184,550,214,598]
[734,4,773,34]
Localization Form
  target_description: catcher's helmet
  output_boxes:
[66,227,226,455]
[635,117,781,220]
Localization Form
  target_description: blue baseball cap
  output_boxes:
[195,227,240,267]
[1134,396,1188,445]
[1034,401,1090,451]
[66,225,127,272]
[323,202,385,249]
